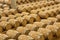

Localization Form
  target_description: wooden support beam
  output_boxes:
[11,0,17,9]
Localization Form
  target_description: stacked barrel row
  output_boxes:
[0,0,59,5]
[0,21,60,40]
[0,0,60,40]
[0,2,60,31]
[0,1,60,17]
[0,0,59,11]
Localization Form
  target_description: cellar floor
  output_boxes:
[54,38,60,40]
